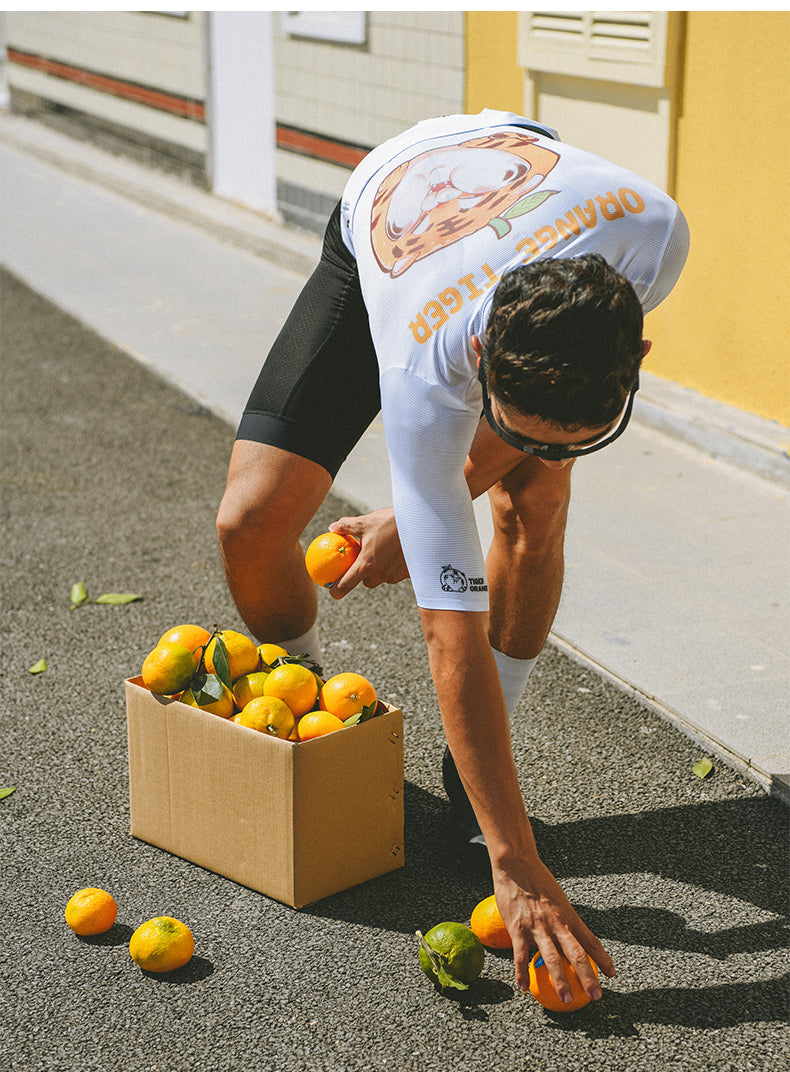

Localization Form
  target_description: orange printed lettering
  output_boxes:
[595,192,625,221]
[410,313,432,344]
[620,187,645,214]
[458,274,483,300]
[516,236,540,263]
[574,201,597,229]
[555,211,582,241]
[481,263,500,288]
[439,286,463,314]
[424,299,449,331]
[535,224,558,252]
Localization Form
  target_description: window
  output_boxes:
[280,11,366,46]
[520,11,678,88]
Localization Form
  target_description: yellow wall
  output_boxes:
[465,11,522,115]
[647,11,790,424]
[466,11,790,426]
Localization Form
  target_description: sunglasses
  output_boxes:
[478,360,639,461]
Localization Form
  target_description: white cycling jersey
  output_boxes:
[340,110,689,612]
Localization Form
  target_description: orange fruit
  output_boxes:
[129,916,194,973]
[297,710,345,741]
[232,670,271,709]
[204,630,260,681]
[157,624,211,664]
[528,951,599,1012]
[417,923,485,991]
[263,662,319,717]
[305,531,360,589]
[319,672,377,721]
[179,681,235,718]
[470,894,513,949]
[65,887,118,936]
[232,695,295,740]
[257,643,290,667]
[142,642,196,696]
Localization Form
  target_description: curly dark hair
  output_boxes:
[482,255,644,428]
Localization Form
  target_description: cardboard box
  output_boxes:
[126,677,404,908]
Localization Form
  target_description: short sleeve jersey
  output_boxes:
[340,110,690,612]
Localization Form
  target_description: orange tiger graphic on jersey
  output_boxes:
[370,131,561,278]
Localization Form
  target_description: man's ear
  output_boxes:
[642,339,652,358]
[470,335,483,365]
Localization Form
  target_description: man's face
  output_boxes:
[471,335,649,466]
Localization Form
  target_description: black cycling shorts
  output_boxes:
[236,202,381,479]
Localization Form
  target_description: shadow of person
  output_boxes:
[570,904,789,960]
[537,973,790,1038]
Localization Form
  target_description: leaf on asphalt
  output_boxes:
[28,658,47,674]
[0,787,17,800]
[94,593,142,605]
[693,758,714,779]
[70,581,88,608]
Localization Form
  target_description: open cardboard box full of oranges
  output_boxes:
[126,624,404,908]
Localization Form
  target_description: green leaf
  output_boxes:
[94,593,142,605]
[211,634,232,690]
[344,701,380,728]
[502,188,559,219]
[28,658,47,674]
[70,581,88,608]
[0,787,17,800]
[693,758,714,780]
[192,673,225,707]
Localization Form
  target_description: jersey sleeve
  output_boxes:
[637,205,690,314]
[379,366,490,612]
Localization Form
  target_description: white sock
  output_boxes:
[492,647,538,716]
[275,623,322,666]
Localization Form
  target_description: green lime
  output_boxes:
[417,922,485,991]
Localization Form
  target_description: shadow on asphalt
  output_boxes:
[306,790,788,1030]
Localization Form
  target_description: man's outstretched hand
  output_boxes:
[327,509,409,597]
[493,855,616,1001]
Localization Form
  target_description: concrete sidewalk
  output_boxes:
[1,113,788,800]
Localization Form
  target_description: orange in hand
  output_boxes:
[528,951,599,1012]
[469,894,513,949]
[305,531,360,589]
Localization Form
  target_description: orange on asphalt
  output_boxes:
[157,624,211,664]
[129,916,194,973]
[65,887,118,936]
[204,629,260,681]
[528,951,599,1012]
[297,710,345,741]
[263,662,319,717]
[305,531,360,589]
[142,641,196,696]
[319,672,377,721]
[470,894,513,949]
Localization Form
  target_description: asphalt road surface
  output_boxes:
[1,268,788,1072]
